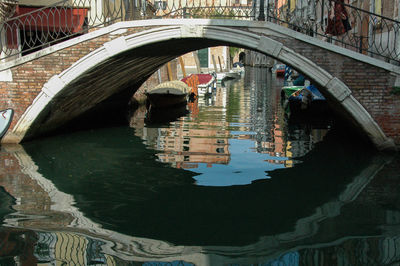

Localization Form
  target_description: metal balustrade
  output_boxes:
[266,0,400,64]
[0,0,399,64]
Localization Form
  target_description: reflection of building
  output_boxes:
[243,67,329,168]
[34,231,116,265]
[131,86,231,169]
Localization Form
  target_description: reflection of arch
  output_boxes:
[6,128,392,263]
[11,22,393,150]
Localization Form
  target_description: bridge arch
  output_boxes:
[9,21,394,150]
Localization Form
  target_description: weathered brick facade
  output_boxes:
[274,36,400,145]
[0,27,143,128]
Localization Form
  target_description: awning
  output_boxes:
[6,5,88,49]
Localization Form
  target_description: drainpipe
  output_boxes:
[397,0,400,61]
[258,0,265,21]
[368,0,375,57]
[252,0,257,20]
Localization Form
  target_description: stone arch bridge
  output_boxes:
[0,19,399,151]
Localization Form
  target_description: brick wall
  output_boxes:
[0,27,145,131]
[273,36,400,144]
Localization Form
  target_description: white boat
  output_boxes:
[0,108,13,139]
[216,67,243,83]
[224,70,241,80]
[216,72,227,82]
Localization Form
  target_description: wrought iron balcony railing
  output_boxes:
[265,0,400,64]
[0,0,399,64]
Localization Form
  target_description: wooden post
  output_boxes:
[157,69,162,83]
[167,62,173,81]
[212,55,218,73]
[192,51,201,73]
[178,56,186,77]
[218,56,223,72]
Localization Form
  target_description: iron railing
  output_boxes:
[0,0,399,64]
[265,0,400,64]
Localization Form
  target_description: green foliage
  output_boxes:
[391,87,400,95]
[229,47,240,58]
[190,7,237,19]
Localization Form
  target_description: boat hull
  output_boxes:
[145,81,190,109]
[284,85,330,118]
[146,93,188,108]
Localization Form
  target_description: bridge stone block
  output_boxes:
[42,75,64,98]
[12,92,52,139]
[278,47,332,87]
[325,77,352,102]
[181,25,204,38]
[104,36,129,57]
[257,37,282,58]
[0,69,13,82]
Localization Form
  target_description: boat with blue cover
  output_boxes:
[284,85,329,117]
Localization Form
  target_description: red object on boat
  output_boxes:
[276,69,285,76]
[196,73,214,85]
[181,73,213,85]
[181,73,215,97]
[274,64,286,77]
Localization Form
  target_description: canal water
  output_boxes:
[0,67,399,265]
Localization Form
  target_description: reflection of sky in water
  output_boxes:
[270,252,300,266]
[191,139,286,186]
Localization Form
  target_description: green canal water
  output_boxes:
[0,67,399,265]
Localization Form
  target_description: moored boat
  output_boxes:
[145,80,191,109]
[196,73,216,95]
[224,70,241,80]
[181,73,216,96]
[0,108,14,139]
[273,63,285,77]
[281,85,303,99]
[283,85,330,118]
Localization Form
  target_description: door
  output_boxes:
[198,48,209,68]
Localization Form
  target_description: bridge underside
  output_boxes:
[23,38,227,140]
[2,21,397,151]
